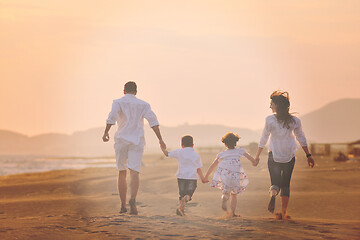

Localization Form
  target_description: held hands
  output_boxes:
[252,157,260,166]
[202,177,209,183]
[307,156,315,168]
[102,132,110,142]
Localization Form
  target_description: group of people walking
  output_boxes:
[102,81,315,219]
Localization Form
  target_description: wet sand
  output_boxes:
[1,153,359,239]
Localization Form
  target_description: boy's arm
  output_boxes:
[243,152,257,166]
[197,168,208,183]
[161,147,169,157]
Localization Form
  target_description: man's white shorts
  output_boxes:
[114,138,144,172]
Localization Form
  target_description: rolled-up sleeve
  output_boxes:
[259,117,271,148]
[106,100,121,125]
[144,104,159,127]
[294,118,308,147]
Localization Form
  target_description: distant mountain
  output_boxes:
[300,98,360,143]
[0,98,358,156]
[144,124,261,151]
[0,125,260,156]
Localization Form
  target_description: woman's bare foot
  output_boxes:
[268,195,276,213]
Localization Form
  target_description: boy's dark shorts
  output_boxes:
[177,178,197,200]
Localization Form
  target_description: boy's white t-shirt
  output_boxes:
[168,147,202,180]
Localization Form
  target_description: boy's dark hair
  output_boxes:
[181,135,193,147]
[221,132,240,149]
[124,81,137,93]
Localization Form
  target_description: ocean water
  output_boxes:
[0,155,115,176]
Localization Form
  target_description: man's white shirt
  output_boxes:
[106,94,159,146]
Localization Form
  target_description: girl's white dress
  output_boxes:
[210,148,249,194]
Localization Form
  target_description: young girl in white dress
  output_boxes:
[204,132,257,217]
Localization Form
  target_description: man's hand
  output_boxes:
[159,139,166,150]
[102,132,110,142]
[307,156,315,168]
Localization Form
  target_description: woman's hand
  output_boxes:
[307,156,315,168]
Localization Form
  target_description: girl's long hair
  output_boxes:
[270,90,295,129]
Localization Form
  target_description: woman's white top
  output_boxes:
[168,147,202,180]
[259,115,308,163]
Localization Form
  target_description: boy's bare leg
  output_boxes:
[176,196,186,216]
[129,169,139,215]
[230,193,237,216]
[118,170,127,212]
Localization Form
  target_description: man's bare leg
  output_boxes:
[129,169,139,215]
[118,170,127,213]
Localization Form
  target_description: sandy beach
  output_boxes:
[1,152,359,239]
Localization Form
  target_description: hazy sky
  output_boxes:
[1,0,360,136]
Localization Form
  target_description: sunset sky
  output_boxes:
[1,0,359,136]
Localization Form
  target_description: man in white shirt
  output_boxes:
[102,81,166,215]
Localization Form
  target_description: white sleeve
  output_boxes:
[168,149,180,159]
[106,100,121,125]
[195,155,203,168]
[144,104,159,128]
[237,147,246,156]
[294,118,308,147]
[259,117,271,148]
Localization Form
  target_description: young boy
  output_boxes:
[161,135,207,216]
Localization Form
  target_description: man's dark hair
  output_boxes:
[124,81,137,93]
[181,135,193,147]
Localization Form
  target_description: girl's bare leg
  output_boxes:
[221,193,230,211]
[230,193,237,216]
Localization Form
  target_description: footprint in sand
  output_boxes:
[304,225,317,231]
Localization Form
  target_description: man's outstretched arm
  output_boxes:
[151,125,166,149]
[103,124,113,142]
